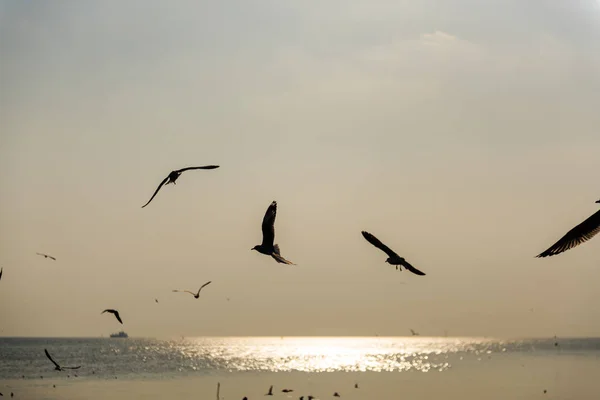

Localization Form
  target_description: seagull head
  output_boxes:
[251,245,259,251]
[385,258,392,264]
[596,199,600,203]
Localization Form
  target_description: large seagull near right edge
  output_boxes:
[252,201,295,265]
[361,231,426,276]
[536,199,600,258]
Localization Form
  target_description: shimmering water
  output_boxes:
[0,336,598,380]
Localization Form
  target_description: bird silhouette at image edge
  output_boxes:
[361,231,425,275]
[536,200,600,258]
[252,201,295,265]
[173,281,212,299]
[102,309,123,324]
[44,349,81,371]
[141,165,220,208]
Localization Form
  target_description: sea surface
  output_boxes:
[1,336,599,399]
[0,336,598,379]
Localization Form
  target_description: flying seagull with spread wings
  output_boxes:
[252,201,295,265]
[102,309,123,324]
[536,200,600,258]
[361,231,426,276]
[173,281,212,299]
[44,349,81,371]
[141,165,220,208]
[36,253,56,261]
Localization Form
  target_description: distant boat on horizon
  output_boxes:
[109,331,128,338]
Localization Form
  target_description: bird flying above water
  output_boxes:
[102,309,123,324]
[44,349,81,371]
[252,201,295,265]
[536,200,600,258]
[361,231,426,276]
[141,165,220,208]
[173,281,212,299]
[36,253,56,261]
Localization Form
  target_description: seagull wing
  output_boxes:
[0,267,3,280]
[113,310,123,324]
[261,201,277,247]
[199,281,212,292]
[361,231,399,258]
[176,165,220,173]
[141,175,170,208]
[49,256,56,260]
[44,349,61,369]
[536,209,600,258]
[62,365,81,370]
[400,259,426,276]
[173,290,196,296]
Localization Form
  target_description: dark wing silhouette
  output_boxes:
[0,267,3,281]
[400,260,426,276]
[199,281,212,292]
[141,175,170,208]
[44,349,61,369]
[102,309,123,324]
[536,209,600,258]
[49,255,56,260]
[61,365,81,370]
[261,201,277,247]
[176,165,220,173]
[361,231,398,258]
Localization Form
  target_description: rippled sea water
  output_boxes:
[1,336,598,380]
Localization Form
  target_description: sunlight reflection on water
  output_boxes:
[182,336,494,373]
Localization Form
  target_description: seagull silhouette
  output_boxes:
[173,281,212,299]
[536,200,600,258]
[141,165,220,208]
[44,349,81,371]
[266,385,273,395]
[36,253,56,261]
[155,298,159,303]
[361,231,426,276]
[102,309,123,324]
[0,267,3,281]
[252,201,295,265]
[410,329,419,336]
[281,389,293,393]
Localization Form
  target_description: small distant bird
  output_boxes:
[361,231,426,275]
[410,329,419,336]
[102,309,123,324]
[282,388,293,393]
[155,299,159,303]
[354,383,359,389]
[141,165,220,208]
[44,349,81,371]
[536,200,600,258]
[334,393,341,397]
[0,267,3,281]
[252,201,295,265]
[36,253,56,261]
[266,385,274,395]
[173,281,212,299]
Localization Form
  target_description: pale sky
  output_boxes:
[1,0,599,338]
